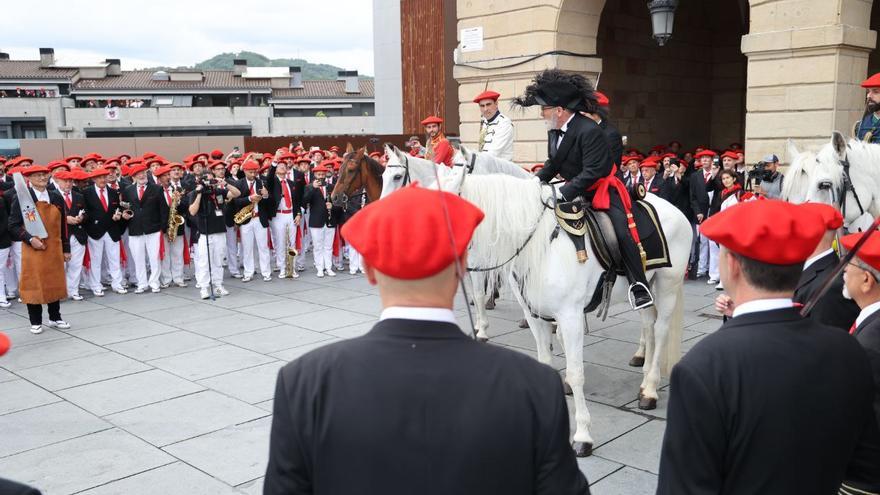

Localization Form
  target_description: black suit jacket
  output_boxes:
[265,164,304,218]
[536,113,614,201]
[598,118,624,167]
[264,319,590,495]
[0,477,41,495]
[82,186,125,241]
[658,308,880,494]
[9,188,70,254]
[0,195,11,249]
[233,177,273,228]
[854,309,880,429]
[60,190,88,245]
[302,184,342,228]
[122,183,163,236]
[688,170,710,222]
[793,251,861,331]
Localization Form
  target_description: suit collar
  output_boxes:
[803,249,836,272]
[855,300,880,331]
[721,307,803,332]
[550,113,587,166]
[795,251,837,293]
[369,318,469,341]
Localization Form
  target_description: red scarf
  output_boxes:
[720,183,742,203]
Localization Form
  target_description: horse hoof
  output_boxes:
[518,319,529,329]
[638,396,657,410]
[629,356,645,367]
[485,300,495,310]
[477,336,489,343]
[572,441,593,457]
[563,380,573,396]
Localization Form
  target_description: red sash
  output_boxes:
[585,164,641,244]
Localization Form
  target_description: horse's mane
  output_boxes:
[460,174,555,300]
[474,153,532,178]
[364,154,384,177]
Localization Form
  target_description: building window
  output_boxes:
[154,96,174,106]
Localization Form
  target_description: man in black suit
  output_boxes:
[302,164,342,277]
[55,171,88,301]
[593,92,623,167]
[82,167,129,296]
[514,69,652,309]
[266,153,304,279]
[842,232,880,430]
[690,151,715,278]
[659,200,880,494]
[122,163,164,293]
[233,160,273,282]
[793,204,860,330]
[264,186,590,495]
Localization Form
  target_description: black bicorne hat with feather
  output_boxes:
[512,69,598,114]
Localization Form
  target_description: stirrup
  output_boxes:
[627,282,654,310]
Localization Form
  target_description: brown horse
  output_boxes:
[330,144,384,208]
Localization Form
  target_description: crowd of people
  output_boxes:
[0,88,57,98]
[0,145,377,332]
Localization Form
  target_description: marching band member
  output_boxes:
[9,165,71,334]
[122,163,164,293]
[266,153,303,279]
[187,167,241,299]
[0,190,10,308]
[56,170,88,301]
[83,167,129,296]
[221,161,243,279]
[474,90,514,161]
[294,155,312,271]
[157,165,188,288]
[234,160,273,282]
[421,115,453,168]
[302,162,341,277]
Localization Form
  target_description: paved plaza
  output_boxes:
[0,273,722,494]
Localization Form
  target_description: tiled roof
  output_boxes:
[272,80,374,99]
[0,61,79,79]
[73,70,271,90]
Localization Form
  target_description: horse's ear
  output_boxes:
[786,139,800,162]
[393,146,408,161]
[831,131,847,160]
[356,146,366,158]
[346,142,354,154]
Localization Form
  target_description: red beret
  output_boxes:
[21,165,50,176]
[167,162,185,170]
[473,90,501,103]
[720,151,739,160]
[623,155,642,164]
[128,163,149,176]
[295,156,311,164]
[118,154,132,161]
[208,160,226,170]
[312,165,331,173]
[341,185,484,279]
[841,231,880,271]
[210,149,224,159]
[82,153,102,162]
[260,163,271,173]
[48,161,70,171]
[861,73,880,88]
[694,150,717,159]
[798,203,843,231]
[278,152,297,161]
[242,160,260,172]
[154,165,173,177]
[594,91,610,107]
[142,152,157,160]
[145,158,165,168]
[0,332,9,357]
[70,169,91,181]
[65,155,83,163]
[193,152,210,162]
[329,146,340,152]
[639,157,660,169]
[700,200,826,265]
[102,159,120,169]
[420,115,443,126]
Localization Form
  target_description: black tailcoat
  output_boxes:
[121,183,163,236]
[82,185,125,242]
[264,319,590,495]
[535,113,613,202]
[854,309,880,430]
[793,250,861,331]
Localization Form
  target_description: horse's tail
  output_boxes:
[661,280,684,375]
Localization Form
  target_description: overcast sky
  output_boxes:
[1,0,375,75]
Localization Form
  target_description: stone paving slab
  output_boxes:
[0,276,722,494]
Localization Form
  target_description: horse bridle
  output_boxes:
[336,153,365,206]
[836,150,867,225]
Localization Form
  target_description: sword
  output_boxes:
[12,172,48,239]
[800,216,880,317]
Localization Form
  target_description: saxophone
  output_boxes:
[284,223,298,278]
[167,186,184,242]
[234,197,259,225]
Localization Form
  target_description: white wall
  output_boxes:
[372,0,403,134]
[0,98,68,138]
[64,107,271,137]
[271,116,375,136]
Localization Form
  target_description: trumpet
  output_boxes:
[167,186,184,242]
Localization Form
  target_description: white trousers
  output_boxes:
[708,239,721,281]
[698,232,710,275]
[240,219,271,278]
[5,241,20,294]
[128,232,162,290]
[65,236,87,297]
[122,231,136,279]
[310,227,334,271]
[88,233,124,291]
[270,214,295,275]
[196,233,226,290]
[348,245,363,273]
[225,226,240,276]
[301,210,312,253]
[0,247,8,302]
[160,234,186,285]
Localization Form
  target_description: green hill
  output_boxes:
[144,51,369,79]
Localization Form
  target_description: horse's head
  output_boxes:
[781,135,845,206]
[426,160,467,195]
[381,144,412,198]
[331,145,366,207]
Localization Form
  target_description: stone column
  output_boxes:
[742,0,877,163]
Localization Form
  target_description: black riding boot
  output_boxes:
[604,196,654,310]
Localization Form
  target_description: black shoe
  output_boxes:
[629,283,654,310]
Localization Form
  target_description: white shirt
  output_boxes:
[33,187,50,203]
[479,112,515,161]
[732,298,794,318]
[802,248,833,272]
[556,113,577,148]
[380,306,457,324]
[855,300,880,329]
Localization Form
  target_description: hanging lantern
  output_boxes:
[647,0,678,46]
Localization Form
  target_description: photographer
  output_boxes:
[751,154,784,199]
[187,169,240,299]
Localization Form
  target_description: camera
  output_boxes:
[751,161,775,184]
[199,174,219,194]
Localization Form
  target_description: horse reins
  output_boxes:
[836,151,867,225]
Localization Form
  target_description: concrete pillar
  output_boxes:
[742,0,877,163]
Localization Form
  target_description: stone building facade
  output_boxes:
[454,0,878,165]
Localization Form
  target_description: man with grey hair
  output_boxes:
[753,154,784,199]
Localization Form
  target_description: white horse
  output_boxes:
[782,131,880,230]
[429,163,690,456]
